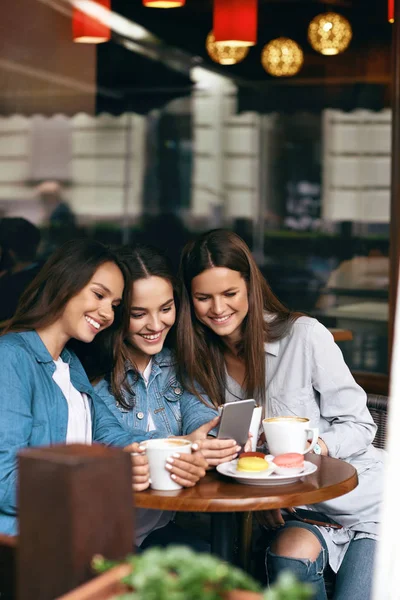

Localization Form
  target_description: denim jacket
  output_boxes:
[0,330,144,536]
[95,348,218,438]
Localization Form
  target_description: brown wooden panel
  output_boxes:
[17,444,134,600]
[353,371,389,396]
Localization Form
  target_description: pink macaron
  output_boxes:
[272,453,305,475]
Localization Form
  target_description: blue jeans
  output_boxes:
[265,521,376,600]
[139,521,210,553]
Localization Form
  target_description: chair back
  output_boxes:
[367,394,388,449]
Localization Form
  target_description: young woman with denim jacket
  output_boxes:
[176,229,384,600]
[92,244,242,548]
[0,239,208,537]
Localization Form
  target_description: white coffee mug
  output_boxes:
[262,416,319,456]
[142,438,192,491]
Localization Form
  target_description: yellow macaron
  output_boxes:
[237,456,269,472]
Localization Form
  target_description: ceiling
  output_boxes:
[110,0,392,82]
[0,0,392,116]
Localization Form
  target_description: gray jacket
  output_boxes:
[226,316,384,569]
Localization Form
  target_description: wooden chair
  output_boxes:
[324,393,388,597]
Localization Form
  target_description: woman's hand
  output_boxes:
[165,450,208,487]
[194,438,241,466]
[187,417,241,466]
[306,437,329,456]
[125,442,150,492]
[255,509,285,530]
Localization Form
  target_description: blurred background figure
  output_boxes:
[36,180,78,258]
[37,180,76,228]
[0,218,42,322]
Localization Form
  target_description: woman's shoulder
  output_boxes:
[93,376,110,395]
[153,346,176,368]
[289,316,334,346]
[0,331,30,355]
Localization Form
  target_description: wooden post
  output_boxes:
[17,444,134,600]
[389,0,400,368]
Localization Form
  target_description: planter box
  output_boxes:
[57,564,263,600]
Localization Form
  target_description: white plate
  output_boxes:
[216,459,318,486]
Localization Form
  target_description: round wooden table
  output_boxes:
[135,455,358,565]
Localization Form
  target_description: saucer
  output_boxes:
[216,459,318,486]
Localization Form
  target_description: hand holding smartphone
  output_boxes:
[217,399,255,447]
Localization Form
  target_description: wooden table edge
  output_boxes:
[134,466,358,513]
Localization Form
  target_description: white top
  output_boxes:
[225,316,385,572]
[135,358,171,545]
[142,360,156,432]
[52,357,92,444]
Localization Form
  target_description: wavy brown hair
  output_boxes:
[3,238,130,338]
[177,229,301,407]
[87,244,178,410]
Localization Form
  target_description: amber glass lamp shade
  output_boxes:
[308,12,352,56]
[206,32,249,65]
[261,37,304,77]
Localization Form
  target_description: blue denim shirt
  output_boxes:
[95,348,218,439]
[0,330,145,536]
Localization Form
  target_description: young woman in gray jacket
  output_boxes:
[177,228,384,600]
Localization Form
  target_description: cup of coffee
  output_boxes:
[142,438,192,491]
[262,416,319,456]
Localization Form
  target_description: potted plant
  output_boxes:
[57,547,314,600]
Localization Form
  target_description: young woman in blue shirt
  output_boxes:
[0,239,208,536]
[92,244,241,548]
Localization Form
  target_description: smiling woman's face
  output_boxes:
[128,276,176,368]
[58,261,124,344]
[191,267,248,344]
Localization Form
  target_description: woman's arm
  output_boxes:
[92,382,163,446]
[0,345,33,517]
[311,320,377,459]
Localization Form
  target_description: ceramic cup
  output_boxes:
[142,438,192,491]
[262,416,319,456]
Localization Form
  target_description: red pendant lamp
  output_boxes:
[389,0,395,22]
[143,0,185,7]
[213,0,257,47]
[73,0,111,44]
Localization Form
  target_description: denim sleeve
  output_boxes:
[0,345,33,516]
[310,320,377,459]
[179,390,219,437]
[92,380,162,445]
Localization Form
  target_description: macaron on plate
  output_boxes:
[216,452,318,486]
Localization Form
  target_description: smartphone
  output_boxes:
[217,399,255,447]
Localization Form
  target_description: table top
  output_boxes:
[134,455,358,513]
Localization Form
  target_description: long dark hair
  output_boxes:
[177,229,301,407]
[91,244,178,410]
[3,239,130,338]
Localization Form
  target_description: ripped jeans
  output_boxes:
[265,521,376,600]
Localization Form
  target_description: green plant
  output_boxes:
[93,547,314,600]
[93,547,261,600]
[263,572,314,600]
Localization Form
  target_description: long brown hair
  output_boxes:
[89,244,178,410]
[3,239,131,339]
[177,229,300,407]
